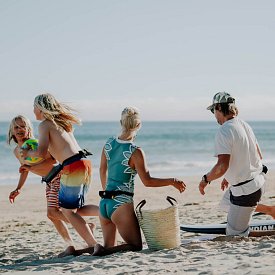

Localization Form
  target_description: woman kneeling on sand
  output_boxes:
[93,107,186,256]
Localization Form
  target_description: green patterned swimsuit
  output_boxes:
[99,136,138,219]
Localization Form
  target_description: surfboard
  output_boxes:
[180,219,275,235]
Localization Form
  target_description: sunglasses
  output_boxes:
[210,107,215,114]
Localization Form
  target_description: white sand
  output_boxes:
[1,172,275,274]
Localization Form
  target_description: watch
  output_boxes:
[202,174,211,184]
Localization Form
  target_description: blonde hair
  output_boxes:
[7,115,34,145]
[121,107,141,135]
[34,93,81,132]
[228,103,239,116]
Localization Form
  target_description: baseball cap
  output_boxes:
[207,92,235,111]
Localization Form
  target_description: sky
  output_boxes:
[0,0,275,121]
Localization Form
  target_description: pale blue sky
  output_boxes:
[0,0,275,121]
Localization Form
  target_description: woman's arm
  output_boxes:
[99,149,107,190]
[130,148,185,193]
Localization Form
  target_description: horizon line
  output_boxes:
[1,119,275,123]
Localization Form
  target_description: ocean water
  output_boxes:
[0,121,274,186]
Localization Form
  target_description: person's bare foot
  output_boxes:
[72,223,96,256]
[92,243,105,256]
[74,246,95,256]
[57,246,76,258]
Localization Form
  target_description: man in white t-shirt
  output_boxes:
[199,92,273,237]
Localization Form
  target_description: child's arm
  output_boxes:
[20,157,56,176]
[9,147,29,203]
[9,170,29,203]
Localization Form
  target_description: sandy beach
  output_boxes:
[1,172,275,275]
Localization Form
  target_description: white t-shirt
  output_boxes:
[214,117,265,196]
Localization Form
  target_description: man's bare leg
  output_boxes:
[47,208,74,245]
[48,207,98,257]
[61,208,97,248]
[256,204,275,219]
[47,207,76,257]
[49,218,76,258]
[77,204,99,217]
[249,230,275,237]
[88,222,96,233]
[77,205,98,240]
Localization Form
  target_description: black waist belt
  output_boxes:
[42,164,63,184]
[233,178,253,187]
[232,164,268,187]
[62,149,92,166]
[99,190,134,199]
[42,149,92,184]
[230,188,262,207]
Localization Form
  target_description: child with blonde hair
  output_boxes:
[20,93,98,255]
[8,115,92,257]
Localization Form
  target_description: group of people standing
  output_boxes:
[7,92,275,258]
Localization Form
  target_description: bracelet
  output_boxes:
[202,174,211,184]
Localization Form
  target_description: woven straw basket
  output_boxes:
[135,196,180,250]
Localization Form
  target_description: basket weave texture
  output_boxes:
[135,197,181,250]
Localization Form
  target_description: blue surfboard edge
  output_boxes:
[180,219,275,235]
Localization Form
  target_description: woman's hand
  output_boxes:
[172,178,186,193]
[9,189,20,203]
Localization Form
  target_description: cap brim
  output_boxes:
[207,104,214,110]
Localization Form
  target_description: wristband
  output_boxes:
[202,174,211,184]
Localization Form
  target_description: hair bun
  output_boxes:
[122,107,139,117]
[121,107,141,133]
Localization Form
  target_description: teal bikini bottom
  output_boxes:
[99,195,133,220]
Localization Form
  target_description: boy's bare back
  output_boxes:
[39,120,81,163]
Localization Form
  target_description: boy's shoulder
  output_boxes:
[39,119,55,129]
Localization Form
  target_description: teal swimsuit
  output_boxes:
[99,136,138,219]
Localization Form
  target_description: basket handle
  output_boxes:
[135,199,146,214]
[166,196,177,206]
